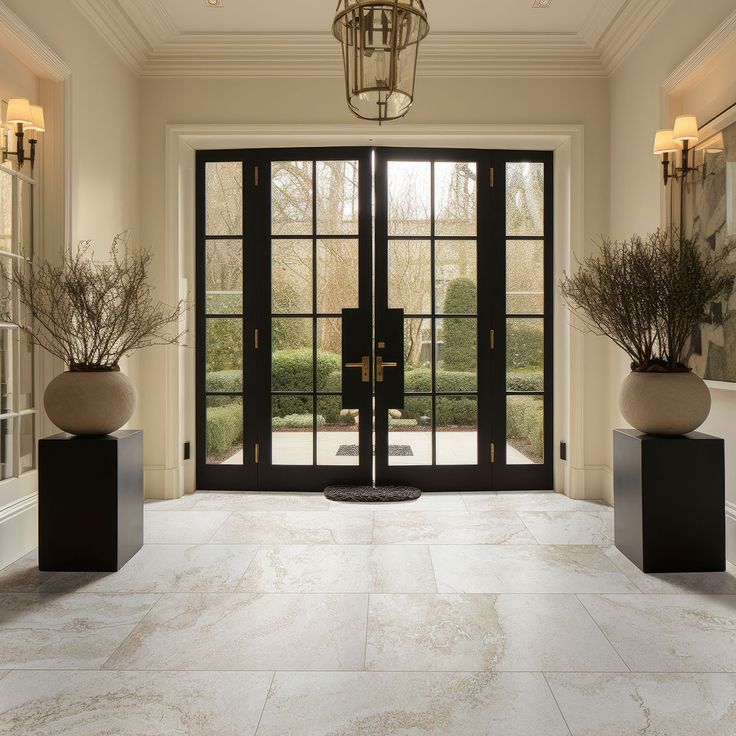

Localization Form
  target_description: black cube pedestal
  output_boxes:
[613,428,725,573]
[39,430,144,572]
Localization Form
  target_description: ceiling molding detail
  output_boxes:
[71,0,675,79]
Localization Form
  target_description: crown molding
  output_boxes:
[0,1,71,80]
[580,0,627,49]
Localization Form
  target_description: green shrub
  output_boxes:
[206,401,242,460]
[206,319,243,374]
[389,418,418,428]
[272,414,325,429]
[507,370,543,392]
[442,278,477,371]
[507,321,543,370]
[206,369,241,393]
[271,349,341,391]
[507,396,544,458]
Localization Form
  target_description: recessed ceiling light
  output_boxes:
[533,0,551,7]
[206,0,222,7]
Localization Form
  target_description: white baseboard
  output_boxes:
[0,493,38,569]
[727,502,736,565]
[144,465,181,500]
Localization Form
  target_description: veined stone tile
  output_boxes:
[579,594,736,672]
[103,592,367,671]
[0,670,273,736]
[431,545,638,594]
[547,673,736,736]
[43,544,260,594]
[238,544,436,593]
[0,593,159,669]
[365,593,625,672]
[462,491,609,512]
[193,491,332,511]
[518,510,615,545]
[256,671,569,736]
[144,494,200,511]
[0,671,8,682]
[210,511,373,544]
[372,511,534,545]
[143,510,231,544]
[0,551,51,593]
[329,492,467,512]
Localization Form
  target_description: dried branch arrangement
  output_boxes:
[2,233,187,370]
[560,229,734,372]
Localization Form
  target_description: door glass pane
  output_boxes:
[206,318,243,392]
[272,239,312,313]
[0,329,13,413]
[506,162,544,236]
[20,413,34,474]
[0,171,11,253]
[403,318,431,384]
[436,241,477,313]
[507,240,544,314]
[388,397,431,466]
[19,179,32,258]
[317,318,342,391]
[206,396,243,465]
[507,318,544,391]
[272,395,313,465]
[0,417,13,480]
[435,162,477,237]
[317,398,359,466]
[206,239,243,314]
[19,329,33,411]
[436,396,477,465]
[389,240,431,313]
[388,161,431,236]
[316,160,359,235]
[436,318,477,392]
[317,239,359,313]
[272,318,313,391]
[507,395,544,465]
[272,161,312,235]
[206,162,242,236]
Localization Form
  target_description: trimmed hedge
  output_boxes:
[273,414,325,429]
[206,401,242,460]
[507,396,544,458]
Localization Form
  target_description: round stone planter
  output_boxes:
[44,369,136,436]
[620,370,711,436]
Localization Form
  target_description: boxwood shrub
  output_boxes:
[206,400,242,460]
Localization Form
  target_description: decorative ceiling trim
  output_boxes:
[71,0,675,79]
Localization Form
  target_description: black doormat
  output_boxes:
[336,444,413,457]
[324,485,422,502]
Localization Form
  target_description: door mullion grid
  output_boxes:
[311,160,318,467]
[429,161,437,467]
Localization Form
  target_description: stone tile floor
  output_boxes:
[1,490,736,735]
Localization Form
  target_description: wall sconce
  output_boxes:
[653,115,700,186]
[1,98,45,170]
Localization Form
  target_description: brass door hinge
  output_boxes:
[254,328,259,349]
[254,166,259,186]
[490,443,495,464]
[490,167,495,188]
[254,443,260,464]
[490,329,495,350]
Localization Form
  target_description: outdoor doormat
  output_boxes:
[324,485,422,502]
[336,444,413,457]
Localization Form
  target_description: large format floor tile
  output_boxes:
[239,545,436,593]
[0,593,159,669]
[462,492,608,512]
[0,552,53,593]
[431,545,638,594]
[103,592,368,671]
[373,511,535,545]
[547,673,736,736]
[256,671,570,736]
[365,594,626,672]
[329,492,467,512]
[211,511,373,544]
[579,594,736,672]
[192,491,332,512]
[519,511,615,545]
[143,510,231,544]
[0,670,273,736]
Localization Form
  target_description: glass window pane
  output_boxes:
[436,241,477,313]
[206,239,242,314]
[507,240,544,314]
[0,171,11,253]
[272,318,313,391]
[507,395,544,465]
[0,416,14,480]
[206,396,243,465]
[388,161,431,236]
[316,160,359,235]
[507,318,544,391]
[435,162,477,236]
[317,318,342,392]
[272,161,312,236]
[436,396,477,465]
[272,239,312,314]
[436,318,477,391]
[206,318,243,392]
[20,413,35,474]
[389,240,431,313]
[403,318,431,383]
[19,179,32,258]
[506,162,544,237]
[0,328,13,414]
[317,239,358,313]
[317,398,359,466]
[206,162,242,236]
[272,395,313,465]
[388,397,431,466]
[19,329,33,411]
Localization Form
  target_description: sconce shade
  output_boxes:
[702,132,725,153]
[29,105,45,133]
[5,98,33,126]
[673,115,699,143]
[653,129,678,155]
[333,0,429,122]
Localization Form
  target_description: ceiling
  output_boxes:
[71,0,673,78]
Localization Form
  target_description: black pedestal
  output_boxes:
[39,431,144,571]
[613,428,725,573]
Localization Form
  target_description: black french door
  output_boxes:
[196,147,553,492]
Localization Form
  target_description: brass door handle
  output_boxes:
[344,355,371,382]
[375,356,398,383]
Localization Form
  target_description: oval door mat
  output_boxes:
[324,485,422,502]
